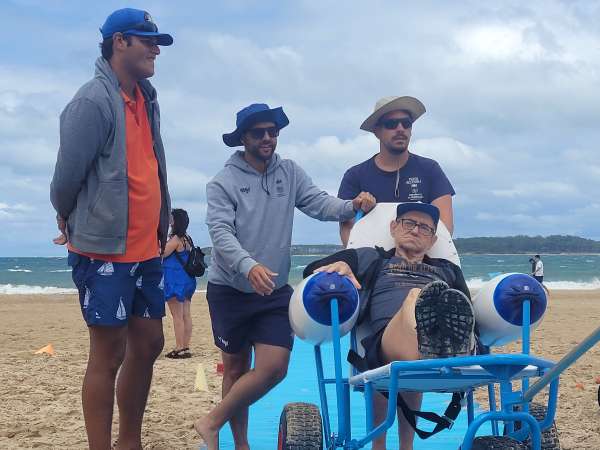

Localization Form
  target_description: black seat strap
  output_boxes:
[394,391,463,439]
[347,349,464,440]
[347,349,369,372]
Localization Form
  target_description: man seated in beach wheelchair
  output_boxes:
[288,202,549,450]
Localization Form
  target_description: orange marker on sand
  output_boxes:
[34,343,55,356]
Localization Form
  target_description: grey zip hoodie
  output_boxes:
[50,57,171,255]
[206,151,355,292]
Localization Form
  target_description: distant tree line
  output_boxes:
[453,235,600,254]
[290,244,342,255]
[202,235,600,256]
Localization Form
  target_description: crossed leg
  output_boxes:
[195,343,291,450]
[223,347,252,449]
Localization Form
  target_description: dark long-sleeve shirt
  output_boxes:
[305,247,470,334]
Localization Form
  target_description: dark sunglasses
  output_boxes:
[246,127,279,140]
[378,117,413,130]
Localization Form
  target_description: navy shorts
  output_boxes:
[206,282,294,354]
[68,251,165,327]
[534,275,544,283]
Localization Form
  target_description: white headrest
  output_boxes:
[347,202,460,267]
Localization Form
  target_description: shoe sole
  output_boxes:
[416,286,474,359]
[414,280,449,357]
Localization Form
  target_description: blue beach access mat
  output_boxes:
[216,337,491,449]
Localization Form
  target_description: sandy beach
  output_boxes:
[1,290,600,449]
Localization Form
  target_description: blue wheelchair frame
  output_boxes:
[311,295,600,450]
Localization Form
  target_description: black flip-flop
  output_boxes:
[179,348,192,358]
[165,349,186,359]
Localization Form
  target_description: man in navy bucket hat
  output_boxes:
[222,103,289,147]
[50,7,172,450]
[197,103,376,448]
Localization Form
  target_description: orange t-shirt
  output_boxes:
[70,84,161,262]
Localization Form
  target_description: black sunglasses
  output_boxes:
[378,117,413,130]
[246,127,279,140]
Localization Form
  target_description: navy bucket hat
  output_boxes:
[396,202,440,228]
[223,103,289,147]
[100,8,173,46]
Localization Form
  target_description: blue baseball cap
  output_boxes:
[100,8,173,46]
[396,202,440,228]
[223,103,290,147]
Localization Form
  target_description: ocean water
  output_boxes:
[1,254,599,294]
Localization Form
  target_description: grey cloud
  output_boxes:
[3,0,600,254]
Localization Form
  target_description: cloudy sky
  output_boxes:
[2,0,600,256]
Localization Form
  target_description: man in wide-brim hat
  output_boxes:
[337,96,457,449]
[196,103,376,449]
[338,96,456,247]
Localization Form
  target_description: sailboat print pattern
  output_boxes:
[136,276,143,289]
[97,262,114,276]
[130,262,140,277]
[83,287,91,308]
[116,297,127,321]
[158,275,164,290]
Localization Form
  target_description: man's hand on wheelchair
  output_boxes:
[313,261,361,290]
[351,191,376,214]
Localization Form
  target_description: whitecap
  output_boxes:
[0,284,77,295]
[7,269,32,273]
[467,277,600,290]
[544,278,600,290]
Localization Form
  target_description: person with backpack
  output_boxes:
[162,209,197,359]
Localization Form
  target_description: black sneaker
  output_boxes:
[415,285,474,359]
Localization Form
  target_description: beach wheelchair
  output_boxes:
[279,203,600,450]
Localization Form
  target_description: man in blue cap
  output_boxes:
[304,203,474,450]
[196,103,376,449]
[50,8,173,450]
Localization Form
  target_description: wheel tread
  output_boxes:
[278,402,323,450]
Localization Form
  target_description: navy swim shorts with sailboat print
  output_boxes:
[67,252,165,326]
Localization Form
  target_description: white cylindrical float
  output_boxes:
[289,272,360,345]
[473,273,547,347]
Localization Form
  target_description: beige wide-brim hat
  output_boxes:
[360,96,426,132]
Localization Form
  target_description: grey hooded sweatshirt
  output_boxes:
[50,57,171,255]
[206,151,355,293]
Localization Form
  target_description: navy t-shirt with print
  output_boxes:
[337,153,455,203]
